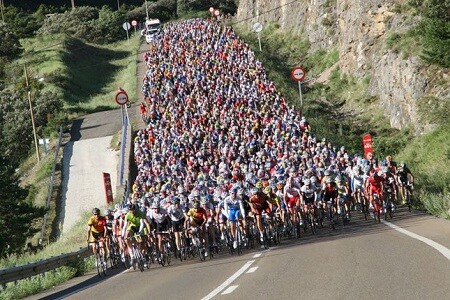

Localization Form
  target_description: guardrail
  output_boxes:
[0,247,92,285]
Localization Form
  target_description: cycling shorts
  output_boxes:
[171,218,184,232]
[304,196,315,205]
[91,231,104,242]
[253,203,271,215]
[287,196,299,208]
[228,209,241,223]
[155,218,170,233]
[219,213,228,224]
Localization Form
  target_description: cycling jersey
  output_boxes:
[187,207,207,225]
[301,185,315,204]
[125,210,146,232]
[88,215,106,233]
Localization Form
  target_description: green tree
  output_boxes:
[0,23,23,60]
[0,156,46,258]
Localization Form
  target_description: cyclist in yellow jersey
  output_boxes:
[87,208,107,258]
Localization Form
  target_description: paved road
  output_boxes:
[29,207,450,300]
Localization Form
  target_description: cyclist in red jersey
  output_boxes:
[249,187,272,242]
[367,170,384,207]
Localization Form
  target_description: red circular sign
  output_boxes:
[115,88,129,106]
[214,10,220,16]
[131,20,138,27]
[291,67,306,81]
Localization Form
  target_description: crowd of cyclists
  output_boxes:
[86,17,415,273]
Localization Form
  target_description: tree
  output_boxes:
[0,23,23,60]
[0,156,46,258]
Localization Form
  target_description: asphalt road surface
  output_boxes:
[29,207,450,300]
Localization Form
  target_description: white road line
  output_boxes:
[202,260,255,300]
[382,220,450,261]
[253,253,261,258]
[246,266,259,273]
[221,285,239,295]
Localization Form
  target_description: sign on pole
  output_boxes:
[115,88,129,106]
[291,67,306,109]
[122,22,131,41]
[252,22,263,52]
[131,20,138,33]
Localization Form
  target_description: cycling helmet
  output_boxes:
[324,170,331,176]
[171,197,181,205]
[104,208,111,215]
[310,176,317,184]
[276,181,284,189]
[400,161,406,168]
[151,201,160,209]
[128,203,136,211]
[250,187,259,195]
[255,182,263,189]
[326,177,333,183]
[263,186,272,194]
[303,178,311,186]
[92,208,100,215]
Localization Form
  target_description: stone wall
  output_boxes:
[235,0,447,132]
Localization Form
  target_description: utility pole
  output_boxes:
[24,64,40,163]
[145,0,149,20]
[71,0,75,9]
[117,0,120,10]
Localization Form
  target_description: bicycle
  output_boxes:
[158,232,172,267]
[372,193,383,223]
[107,234,121,269]
[128,234,146,272]
[405,183,414,212]
[90,238,107,277]
[304,203,318,235]
[360,194,370,220]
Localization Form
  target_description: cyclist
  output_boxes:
[167,197,185,256]
[300,178,318,227]
[249,186,272,242]
[336,175,351,220]
[123,203,151,266]
[87,208,107,259]
[321,177,338,224]
[185,200,209,257]
[224,187,246,249]
[104,208,115,259]
[147,201,170,260]
[397,161,414,204]
[367,170,384,208]
[283,177,301,230]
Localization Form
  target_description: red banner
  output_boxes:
[362,134,374,160]
[103,172,113,205]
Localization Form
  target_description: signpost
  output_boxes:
[252,22,263,52]
[103,172,113,204]
[291,66,306,108]
[122,22,131,41]
[115,88,130,127]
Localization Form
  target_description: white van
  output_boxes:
[144,19,161,44]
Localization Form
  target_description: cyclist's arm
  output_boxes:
[87,226,91,242]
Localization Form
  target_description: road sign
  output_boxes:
[214,10,220,16]
[291,67,306,81]
[252,22,263,33]
[115,88,129,106]
[131,20,138,27]
[122,22,131,31]
[209,7,214,13]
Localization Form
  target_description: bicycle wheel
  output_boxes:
[236,227,242,255]
[95,252,103,277]
[166,243,172,265]
[198,245,205,261]
[310,213,317,235]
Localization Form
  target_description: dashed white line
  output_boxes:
[246,266,259,273]
[253,253,262,258]
[201,260,255,300]
[221,285,239,295]
[382,219,450,261]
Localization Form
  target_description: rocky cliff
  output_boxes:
[235,0,448,132]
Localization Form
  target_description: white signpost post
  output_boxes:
[291,66,306,109]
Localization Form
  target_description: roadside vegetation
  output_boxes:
[0,0,448,298]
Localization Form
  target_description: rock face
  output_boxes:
[235,0,447,132]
